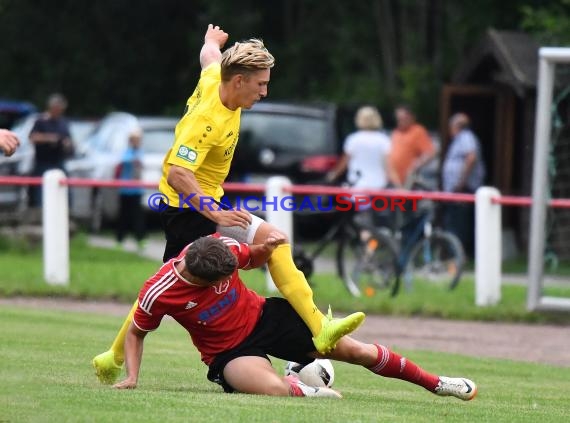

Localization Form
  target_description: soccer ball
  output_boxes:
[284,359,335,388]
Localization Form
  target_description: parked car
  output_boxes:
[0,100,37,210]
[228,101,351,184]
[0,99,36,129]
[67,112,178,230]
[8,113,98,176]
[0,113,97,210]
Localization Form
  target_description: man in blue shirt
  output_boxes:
[115,129,146,250]
[442,113,485,256]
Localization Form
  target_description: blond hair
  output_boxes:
[221,39,275,81]
[355,106,383,130]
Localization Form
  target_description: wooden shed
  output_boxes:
[440,29,540,195]
[439,29,541,253]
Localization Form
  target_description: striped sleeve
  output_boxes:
[133,270,177,331]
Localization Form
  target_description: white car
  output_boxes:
[0,114,97,210]
[66,112,178,231]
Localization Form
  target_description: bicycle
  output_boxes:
[381,182,466,295]
[293,192,401,298]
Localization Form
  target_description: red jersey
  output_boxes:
[133,234,265,365]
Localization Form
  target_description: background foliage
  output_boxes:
[0,0,569,126]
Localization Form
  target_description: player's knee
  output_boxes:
[265,222,289,242]
[255,222,290,244]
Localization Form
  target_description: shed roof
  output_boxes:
[452,29,540,96]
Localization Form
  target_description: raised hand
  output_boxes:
[204,24,228,48]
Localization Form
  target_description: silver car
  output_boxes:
[0,114,97,211]
[67,112,178,231]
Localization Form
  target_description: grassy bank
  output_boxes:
[1,233,569,323]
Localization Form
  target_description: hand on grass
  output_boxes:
[113,378,137,389]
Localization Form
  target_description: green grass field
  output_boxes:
[1,234,570,323]
[1,305,569,423]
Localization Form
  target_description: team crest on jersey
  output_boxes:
[213,278,230,294]
[176,145,198,163]
[185,301,198,310]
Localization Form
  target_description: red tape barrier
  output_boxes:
[1,175,570,208]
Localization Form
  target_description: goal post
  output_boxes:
[527,47,570,312]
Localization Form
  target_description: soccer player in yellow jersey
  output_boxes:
[93,24,365,384]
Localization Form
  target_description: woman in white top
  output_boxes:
[327,105,391,190]
[326,106,391,228]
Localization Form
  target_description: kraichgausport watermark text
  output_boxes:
[147,192,422,213]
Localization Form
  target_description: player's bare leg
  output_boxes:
[253,222,365,354]
[322,336,477,401]
[223,356,341,398]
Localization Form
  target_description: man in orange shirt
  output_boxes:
[387,105,435,188]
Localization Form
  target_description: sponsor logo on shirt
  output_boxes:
[213,278,230,295]
[197,287,238,324]
[185,301,198,310]
[176,145,198,163]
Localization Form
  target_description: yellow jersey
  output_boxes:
[159,63,241,206]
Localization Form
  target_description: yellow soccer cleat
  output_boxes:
[312,306,365,354]
[93,350,123,385]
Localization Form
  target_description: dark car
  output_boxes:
[225,101,359,234]
[0,99,36,129]
[228,102,352,184]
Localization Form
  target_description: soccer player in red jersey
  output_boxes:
[113,233,477,400]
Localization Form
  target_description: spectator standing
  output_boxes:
[387,105,435,188]
[442,113,485,256]
[29,93,73,206]
[326,106,391,227]
[115,129,146,251]
[327,105,391,189]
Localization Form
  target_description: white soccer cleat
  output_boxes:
[435,376,477,401]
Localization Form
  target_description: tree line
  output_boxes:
[0,0,568,127]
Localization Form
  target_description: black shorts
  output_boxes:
[207,297,316,393]
[159,200,228,262]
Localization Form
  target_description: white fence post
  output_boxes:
[475,186,502,306]
[265,176,293,292]
[42,169,69,285]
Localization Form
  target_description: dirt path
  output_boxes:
[2,297,568,367]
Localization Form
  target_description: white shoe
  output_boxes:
[286,376,342,399]
[435,376,477,401]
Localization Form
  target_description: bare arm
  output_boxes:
[453,152,477,192]
[29,131,61,144]
[167,165,251,228]
[113,323,147,389]
[326,154,349,183]
[386,155,403,188]
[411,130,436,174]
[200,24,228,69]
[413,149,436,172]
[246,231,287,269]
[0,129,20,156]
